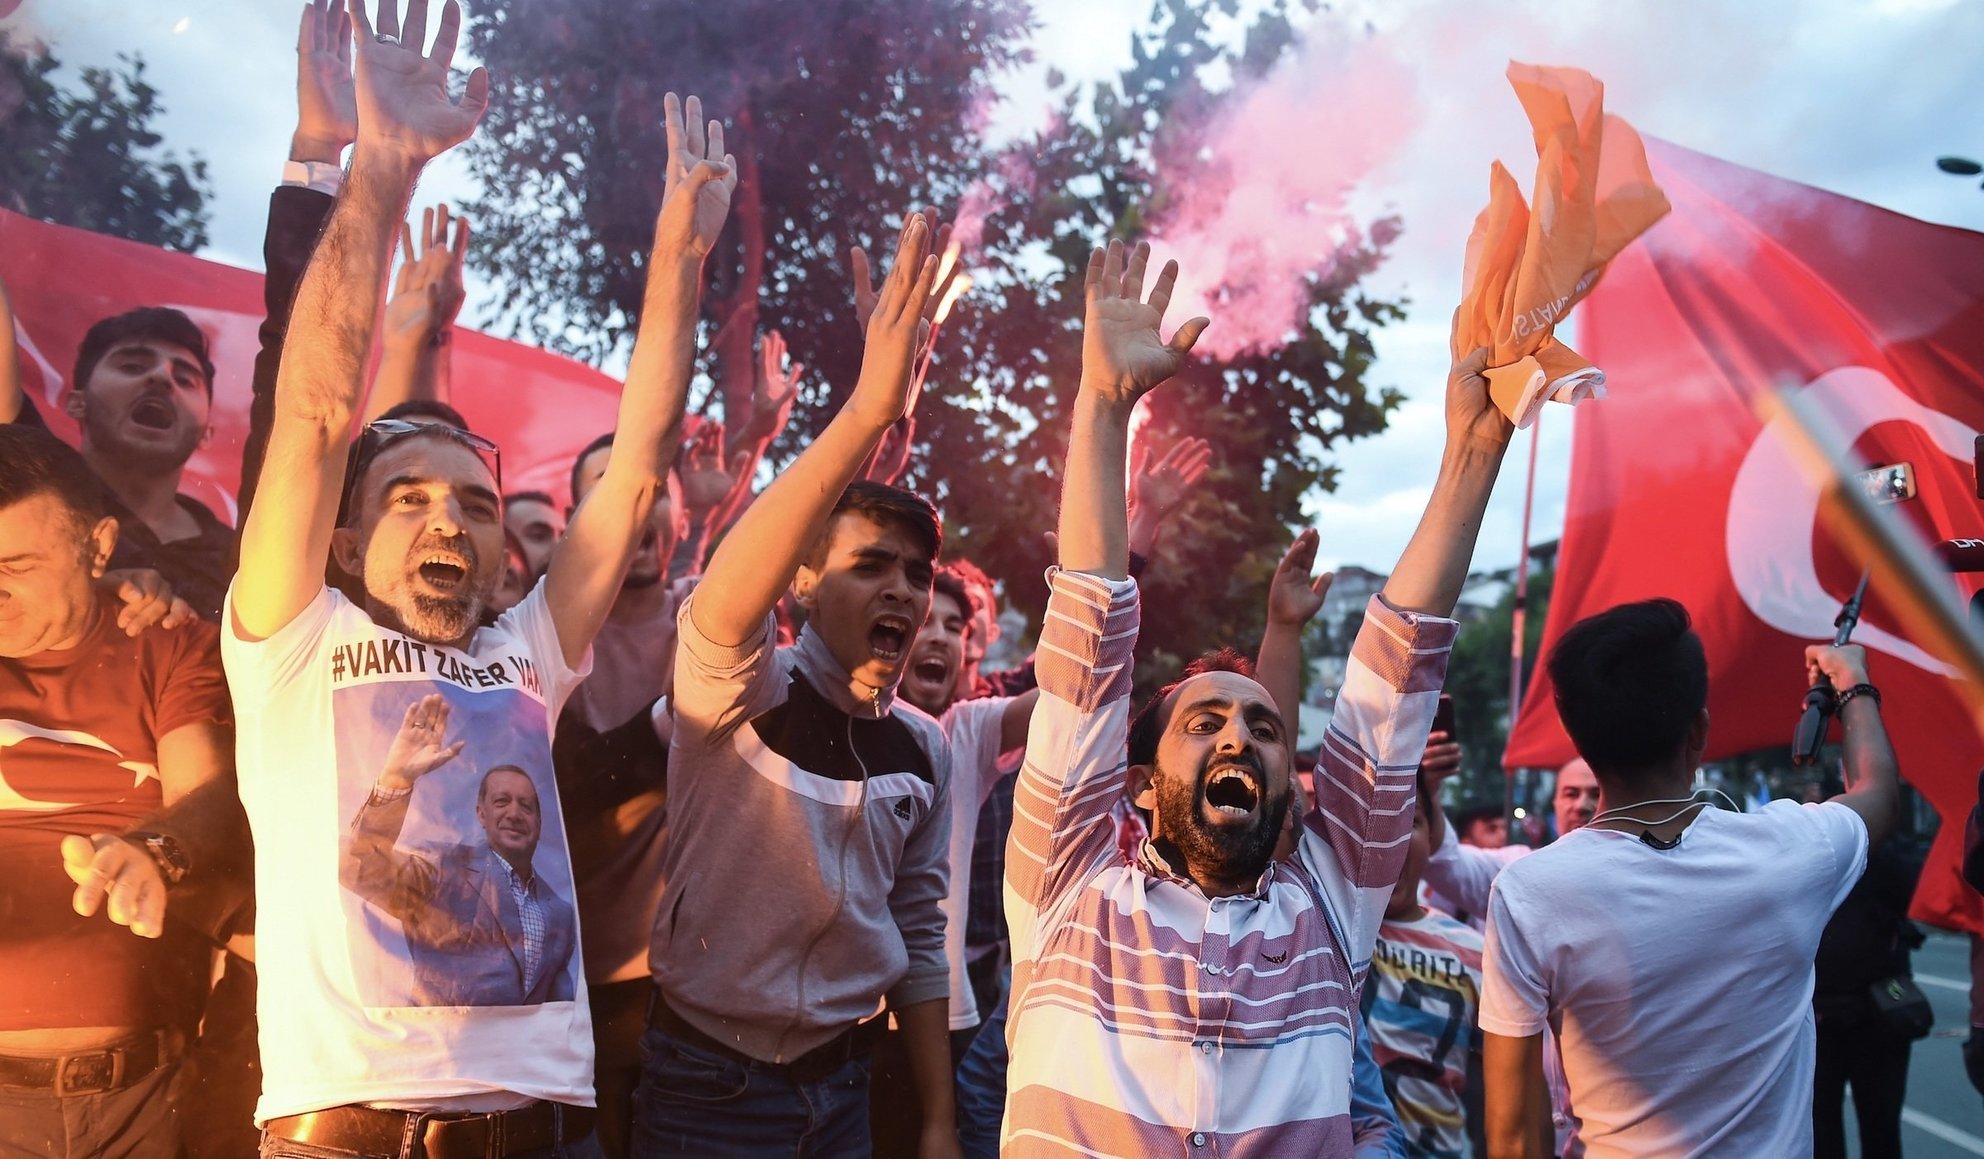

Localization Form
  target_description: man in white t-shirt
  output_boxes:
[1479,599,1897,1158]
[225,7,738,1151]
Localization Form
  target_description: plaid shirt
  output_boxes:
[501,855,546,996]
[1003,570,1454,1157]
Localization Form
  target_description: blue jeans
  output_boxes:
[631,1026,871,1158]
[258,1114,604,1159]
[0,1060,182,1159]
[953,992,1007,1159]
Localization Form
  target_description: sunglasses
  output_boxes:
[338,419,504,524]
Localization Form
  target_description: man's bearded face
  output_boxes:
[1144,671,1295,890]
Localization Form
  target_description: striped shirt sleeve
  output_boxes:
[1004,569,1139,956]
[1301,593,1457,984]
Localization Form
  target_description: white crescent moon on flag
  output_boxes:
[1726,365,1975,676]
[0,718,157,812]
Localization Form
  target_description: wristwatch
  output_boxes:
[125,831,191,888]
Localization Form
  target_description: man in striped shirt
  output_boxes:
[1003,239,1512,1156]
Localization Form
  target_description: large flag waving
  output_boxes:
[1504,140,1984,933]
[0,207,630,519]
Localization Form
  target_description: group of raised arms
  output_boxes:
[0,3,1912,1159]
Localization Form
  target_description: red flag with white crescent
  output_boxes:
[1505,140,1984,934]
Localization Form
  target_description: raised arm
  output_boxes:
[0,273,20,424]
[1258,528,1333,725]
[1126,437,1212,558]
[365,202,467,420]
[233,0,489,641]
[1808,643,1899,846]
[1059,240,1209,577]
[1380,347,1511,617]
[689,213,939,647]
[543,93,732,668]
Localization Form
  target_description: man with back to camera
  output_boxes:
[1479,600,1898,1157]
[224,1,735,1148]
[637,212,961,1158]
[1000,237,1512,1155]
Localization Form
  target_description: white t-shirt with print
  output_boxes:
[1479,800,1867,1158]
[937,695,1015,1031]
[224,584,593,1124]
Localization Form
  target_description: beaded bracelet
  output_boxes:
[1835,683,1881,711]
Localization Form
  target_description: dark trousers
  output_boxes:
[0,1059,183,1159]
[632,1025,872,1158]
[1812,1015,1913,1159]
[182,953,263,1159]
[588,978,651,1159]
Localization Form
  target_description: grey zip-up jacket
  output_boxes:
[652,598,952,1062]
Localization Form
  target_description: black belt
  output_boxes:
[265,1101,596,1159]
[649,993,884,1084]
[0,1029,177,1096]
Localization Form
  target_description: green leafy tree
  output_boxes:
[1444,567,1554,801]
[467,0,1407,680]
[463,0,1031,422]
[0,34,211,251]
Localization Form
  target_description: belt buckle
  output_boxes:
[55,1050,121,1096]
[422,1111,501,1159]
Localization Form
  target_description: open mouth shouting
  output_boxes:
[415,551,472,593]
[868,612,914,666]
[1204,761,1263,821]
[128,396,178,432]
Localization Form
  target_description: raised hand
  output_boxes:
[679,421,742,518]
[349,0,490,163]
[61,834,166,939]
[850,212,954,335]
[1265,528,1334,628]
[1129,436,1213,525]
[295,0,358,162]
[654,92,737,260]
[736,329,802,448]
[379,694,464,790]
[847,212,941,428]
[1081,240,1209,406]
[386,203,469,341]
[864,416,915,486]
[1446,345,1514,453]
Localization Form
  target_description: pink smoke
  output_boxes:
[1147,28,1420,360]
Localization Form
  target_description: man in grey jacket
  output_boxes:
[635,212,959,1158]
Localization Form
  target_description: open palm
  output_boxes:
[351,0,489,162]
[382,694,464,786]
[1081,240,1209,405]
[657,92,737,258]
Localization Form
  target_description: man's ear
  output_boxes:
[792,563,821,612]
[1687,706,1710,759]
[87,516,119,577]
[1130,763,1157,814]
[63,390,87,422]
[330,525,363,581]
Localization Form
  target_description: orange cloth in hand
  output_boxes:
[1452,62,1671,429]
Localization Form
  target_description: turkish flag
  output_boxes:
[1504,140,1984,934]
[0,207,631,515]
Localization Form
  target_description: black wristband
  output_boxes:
[125,831,191,888]
[1835,683,1881,712]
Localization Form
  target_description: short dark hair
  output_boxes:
[1454,803,1504,836]
[807,480,941,569]
[377,400,471,429]
[0,425,107,528]
[570,433,616,507]
[931,566,974,626]
[478,764,537,803]
[1547,598,1708,777]
[946,557,995,603]
[73,307,215,397]
[504,489,557,510]
[1127,647,1259,768]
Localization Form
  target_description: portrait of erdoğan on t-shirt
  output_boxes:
[333,675,579,1009]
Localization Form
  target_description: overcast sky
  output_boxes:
[7,0,1982,574]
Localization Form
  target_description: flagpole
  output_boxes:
[1507,411,1543,830]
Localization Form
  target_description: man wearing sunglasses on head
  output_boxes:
[222,3,737,1155]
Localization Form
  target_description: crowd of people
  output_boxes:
[0,2,1963,1157]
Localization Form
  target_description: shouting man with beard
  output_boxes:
[226,2,735,1148]
[1001,240,1510,1156]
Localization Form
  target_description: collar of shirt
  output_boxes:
[1136,838,1280,901]
[491,849,537,892]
